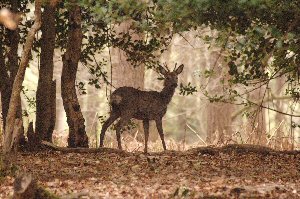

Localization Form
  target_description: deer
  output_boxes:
[99,63,184,153]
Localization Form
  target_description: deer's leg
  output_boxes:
[143,120,150,153]
[155,119,167,150]
[100,112,119,147]
[115,116,131,150]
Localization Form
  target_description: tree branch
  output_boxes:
[232,95,298,120]
[3,0,42,154]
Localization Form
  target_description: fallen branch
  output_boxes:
[41,141,129,155]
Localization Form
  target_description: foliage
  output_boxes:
[75,81,87,95]
[77,1,300,104]
[179,82,197,96]
[3,0,300,101]
[156,1,300,102]
[1,0,300,148]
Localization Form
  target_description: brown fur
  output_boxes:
[100,64,184,153]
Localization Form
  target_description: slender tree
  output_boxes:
[3,0,42,153]
[247,88,267,145]
[0,27,10,126]
[206,51,234,144]
[61,1,88,148]
[0,0,23,132]
[35,1,57,142]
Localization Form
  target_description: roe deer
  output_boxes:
[100,63,184,153]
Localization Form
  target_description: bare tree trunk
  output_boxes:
[206,51,234,145]
[206,102,234,145]
[111,21,145,89]
[35,2,56,142]
[3,0,42,154]
[274,77,285,149]
[0,30,10,127]
[6,0,25,145]
[61,3,88,148]
[247,87,267,145]
[0,0,24,136]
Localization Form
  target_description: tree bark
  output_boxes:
[247,87,267,145]
[61,3,88,148]
[26,121,39,150]
[0,0,24,136]
[3,0,42,154]
[0,31,10,128]
[111,21,145,89]
[206,50,234,145]
[35,2,56,142]
[7,0,25,145]
[206,101,234,145]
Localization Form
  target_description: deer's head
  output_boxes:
[158,63,184,88]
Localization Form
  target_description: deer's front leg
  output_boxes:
[115,116,131,150]
[100,112,119,147]
[155,118,167,151]
[143,120,150,153]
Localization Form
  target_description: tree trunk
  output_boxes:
[0,30,10,128]
[3,0,42,154]
[7,0,25,144]
[0,0,25,146]
[61,3,88,148]
[273,77,285,149]
[0,0,23,130]
[247,87,267,145]
[35,2,56,142]
[111,21,145,88]
[206,50,234,145]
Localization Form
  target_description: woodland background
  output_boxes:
[0,0,299,152]
[0,0,300,198]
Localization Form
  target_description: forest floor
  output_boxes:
[1,144,300,199]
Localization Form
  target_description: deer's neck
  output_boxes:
[160,85,176,104]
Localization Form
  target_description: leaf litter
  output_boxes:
[1,144,300,198]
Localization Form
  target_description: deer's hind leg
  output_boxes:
[155,118,167,151]
[115,114,133,150]
[100,112,119,147]
[143,120,150,153]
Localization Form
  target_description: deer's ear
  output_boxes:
[158,65,168,76]
[175,64,184,74]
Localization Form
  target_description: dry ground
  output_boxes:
[1,144,300,198]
